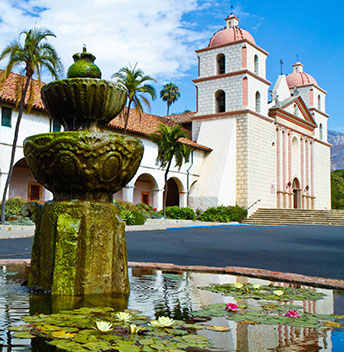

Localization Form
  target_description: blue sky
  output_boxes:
[0,0,343,132]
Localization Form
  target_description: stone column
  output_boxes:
[122,186,134,203]
[282,129,287,208]
[310,140,315,209]
[152,188,164,211]
[179,191,188,208]
[300,137,305,209]
[0,172,9,200]
[276,127,282,208]
[288,131,292,208]
[305,139,310,209]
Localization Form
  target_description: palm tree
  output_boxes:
[112,63,156,134]
[150,124,190,217]
[0,28,63,224]
[160,83,180,116]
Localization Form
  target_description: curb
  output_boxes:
[128,262,344,290]
[1,259,343,290]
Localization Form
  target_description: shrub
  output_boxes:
[120,209,135,225]
[198,206,229,222]
[227,205,247,222]
[161,206,196,220]
[130,210,146,225]
[115,200,137,211]
[2,197,27,219]
[135,203,155,216]
[198,205,247,223]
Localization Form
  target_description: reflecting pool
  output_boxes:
[1,263,343,351]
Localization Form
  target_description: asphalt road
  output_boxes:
[0,225,343,280]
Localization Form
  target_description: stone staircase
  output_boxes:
[243,208,344,226]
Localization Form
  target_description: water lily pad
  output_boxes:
[200,282,326,301]
[181,334,208,348]
[13,331,35,338]
[205,325,230,332]
[51,331,77,339]
[9,325,33,332]
[324,321,343,328]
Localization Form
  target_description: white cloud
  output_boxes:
[0,0,211,82]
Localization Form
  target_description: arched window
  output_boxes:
[215,90,226,113]
[216,54,225,74]
[318,95,321,110]
[255,91,261,113]
[319,123,323,140]
[254,55,259,75]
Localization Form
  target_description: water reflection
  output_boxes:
[0,264,343,351]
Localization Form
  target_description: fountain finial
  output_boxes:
[67,45,102,79]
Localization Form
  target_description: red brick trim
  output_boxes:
[309,107,329,118]
[1,260,343,289]
[291,83,327,94]
[195,39,269,56]
[192,109,274,122]
[242,77,248,107]
[270,109,316,131]
[193,69,271,85]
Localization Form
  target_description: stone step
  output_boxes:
[243,208,344,226]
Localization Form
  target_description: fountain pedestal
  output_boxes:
[29,201,129,295]
[23,47,143,296]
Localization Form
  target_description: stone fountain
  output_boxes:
[23,47,144,296]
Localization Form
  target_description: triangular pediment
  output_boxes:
[269,95,317,130]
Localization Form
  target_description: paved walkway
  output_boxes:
[2,221,343,290]
[0,219,233,239]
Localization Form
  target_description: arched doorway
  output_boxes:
[9,158,45,200]
[133,173,158,207]
[165,178,180,207]
[292,178,301,209]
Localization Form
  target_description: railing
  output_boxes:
[247,199,261,211]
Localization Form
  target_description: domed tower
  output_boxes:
[189,14,276,212]
[286,62,328,141]
[193,14,270,123]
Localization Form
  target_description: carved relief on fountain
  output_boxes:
[23,47,143,296]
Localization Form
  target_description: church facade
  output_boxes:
[0,14,331,214]
[188,14,331,213]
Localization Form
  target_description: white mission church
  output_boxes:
[0,14,331,215]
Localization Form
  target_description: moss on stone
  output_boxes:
[29,200,130,296]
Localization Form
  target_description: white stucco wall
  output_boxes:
[0,104,51,198]
[313,141,331,209]
[189,117,236,209]
[246,44,267,78]
[246,75,269,116]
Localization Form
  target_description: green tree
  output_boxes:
[112,63,156,134]
[0,28,63,224]
[150,124,191,216]
[331,169,344,209]
[160,82,180,116]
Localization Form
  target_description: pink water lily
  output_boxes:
[225,303,240,312]
[284,310,301,318]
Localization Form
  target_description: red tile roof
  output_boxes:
[0,70,45,111]
[0,70,212,152]
[163,111,195,124]
[108,108,212,151]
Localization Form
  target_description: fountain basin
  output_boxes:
[41,78,127,130]
[24,131,144,202]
